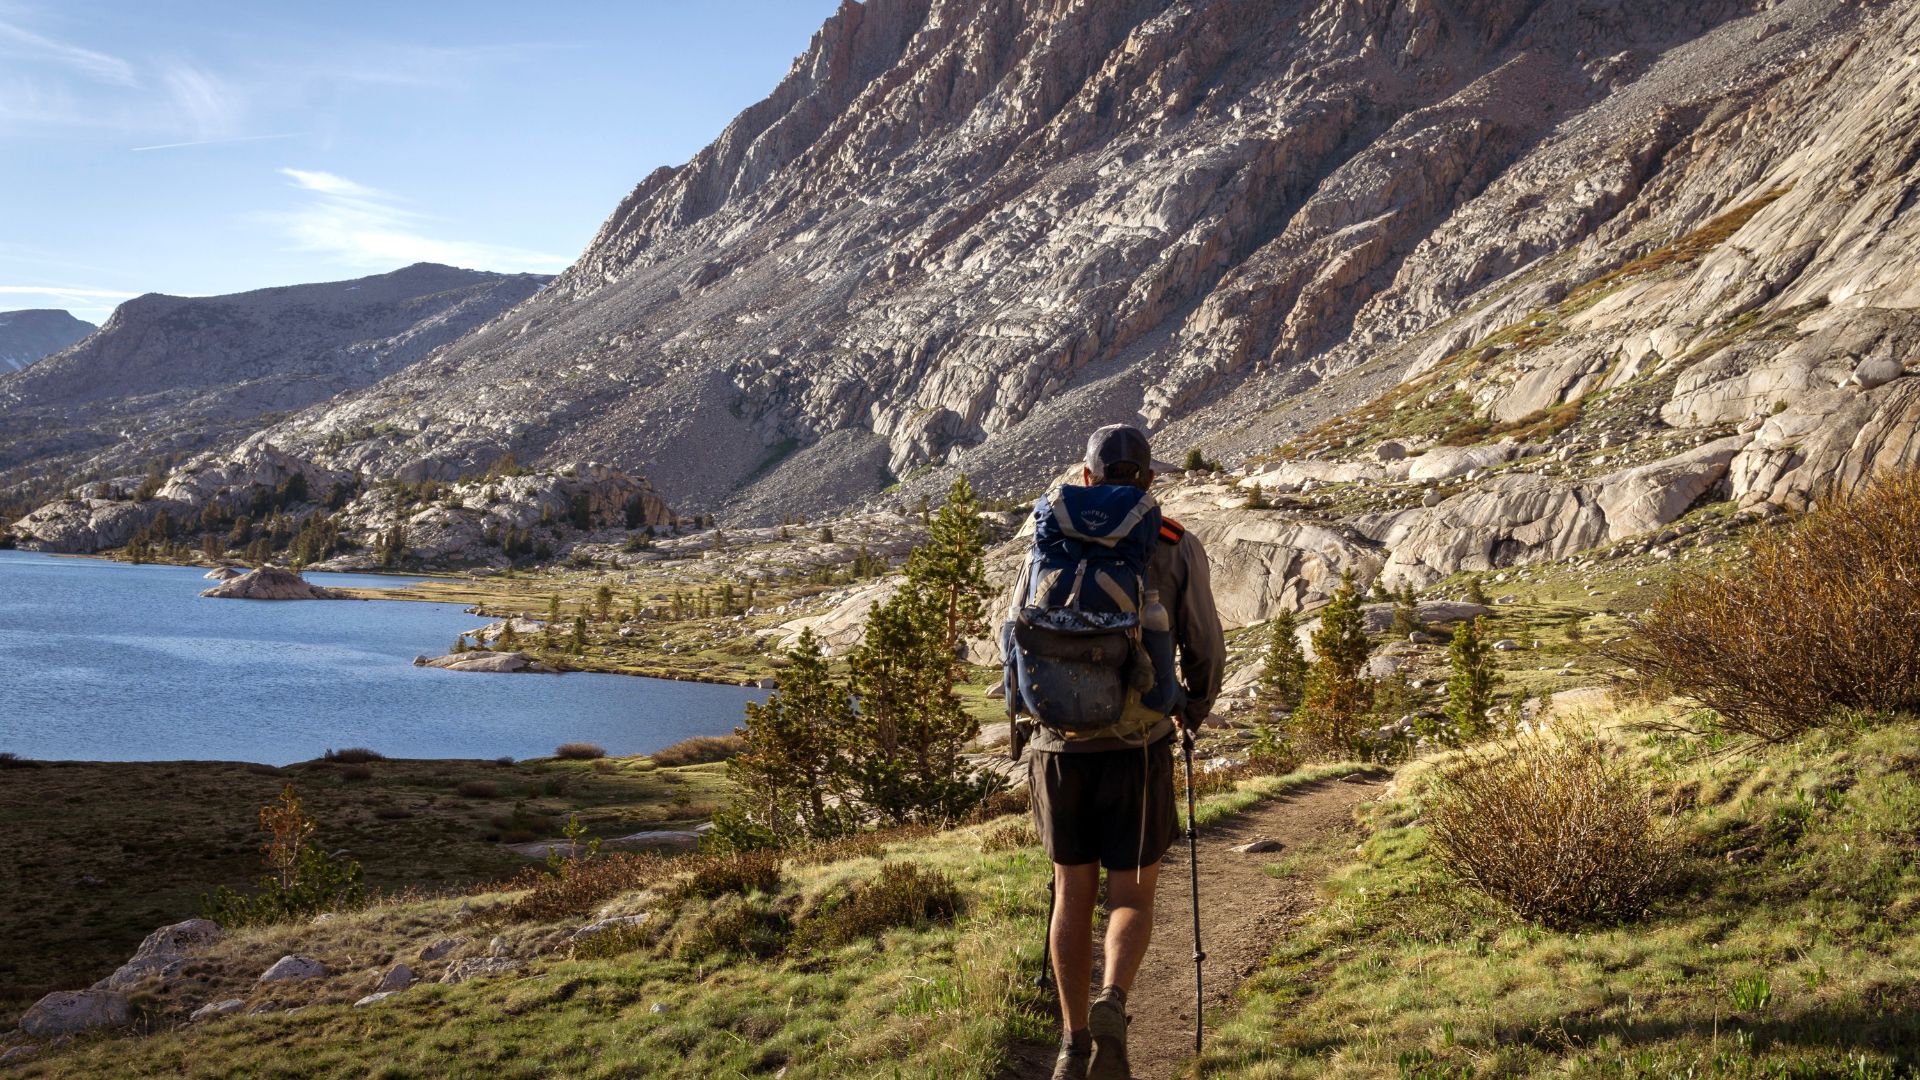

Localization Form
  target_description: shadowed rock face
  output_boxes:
[217,0,1907,524]
[0,264,548,489]
[0,309,93,372]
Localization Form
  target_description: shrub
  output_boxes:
[979,819,1038,853]
[649,734,744,767]
[1614,470,1920,742]
[679,896,792,960]
[792,862,962,951]
[323,747,385,764]
[340,764,374,782]
[1427,734,1677,928]
[502,852,669,922]
[456,780,500,798]
[555,742,607,761]
[0,751,37,769]
[670,851,783,901]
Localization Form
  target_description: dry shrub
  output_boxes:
[649,734,744,767]
[555,742,607,761]
[340,764,373,782]
[792,862,962,951]
[456,780,500,798]
[979,819,1038,853]
[671,851,782,901]
[1428,734,1676,928]
[1614,471,1920,742]
[0,752,38,769]
[502,851,671,922]
[323,747,385,764]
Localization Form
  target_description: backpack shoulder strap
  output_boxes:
[1158,516,1186,545]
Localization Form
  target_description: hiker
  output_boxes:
[1002,424,1224,1080]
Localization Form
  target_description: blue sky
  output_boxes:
[0,1,842,323]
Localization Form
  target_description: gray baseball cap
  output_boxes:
[1085,423,1177,482]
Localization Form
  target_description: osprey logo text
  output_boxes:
[1081,509,1110,529]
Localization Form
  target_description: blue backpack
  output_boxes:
[1003,483,1184,740]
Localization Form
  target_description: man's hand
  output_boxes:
[1176,708,1206,733]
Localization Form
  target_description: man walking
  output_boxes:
[1005,424,1225,1080]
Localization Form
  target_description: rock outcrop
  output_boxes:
[93,918,222,991]
[201,567,344,601]
[418,650,558,674]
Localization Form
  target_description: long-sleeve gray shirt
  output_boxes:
[1010,522,1226,753]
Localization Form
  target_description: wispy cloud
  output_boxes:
[130,131,298,152]
[0,285,138,299]
[0,284,139,322]
[0,18,135,86]
[270,167,570,274]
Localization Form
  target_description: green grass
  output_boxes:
[6,748,1384,1078]
[1198,711,1920,1078]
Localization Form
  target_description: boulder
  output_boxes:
[257,955,327,983]
[1590,436,1748,541]
[440,957,522,984]
[374,964,415,992]
[201,567,343,600]
[18,990,131,1036]
[1232,838,1284,854]
[420,650,559,674]
[204,566,242,580]
[1375,441,1408,462]
[354,991,403,1007]
[1492,639,1522,651]
[95,918,222,990]
[190,999,247,1022]
[571,914,652,941]
[1848,357,1905,390]
[418,937,466,963]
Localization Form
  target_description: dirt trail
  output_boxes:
[1008,772,1386,1080]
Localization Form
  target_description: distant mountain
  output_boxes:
[0,263,549,486]
[0,309,93,372]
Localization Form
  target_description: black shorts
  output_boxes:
[1028,737,1177,870]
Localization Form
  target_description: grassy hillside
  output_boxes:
[1202,711,1920,1078]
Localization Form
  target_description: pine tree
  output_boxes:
[1293,571,1375,756]
[1390,582,1423,637]
[1256,610,1308,721]
[569,615,588,656]
[1466,575,1491,606]
[594,584,613,622]
[714,629,856,849]
[1444,617,1497,743]
[1244,482,1268,510]
[498,621,519,650]
[906,474,989,681]
[841,476,993,824]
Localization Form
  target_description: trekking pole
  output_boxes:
[1182,727,1205,1054]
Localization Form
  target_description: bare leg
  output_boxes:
[1050,862,1101,1033]
[1102,861,1159,993]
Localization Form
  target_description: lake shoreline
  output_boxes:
[0,550,768,764]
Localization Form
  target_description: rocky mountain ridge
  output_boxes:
[0,264,548,496]
[188,0,1903,524]
[0,309,93,373]
[13,0,1920,638]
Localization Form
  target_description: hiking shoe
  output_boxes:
[1087,987,1131,1080]
[1050,1040,1091,1080]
